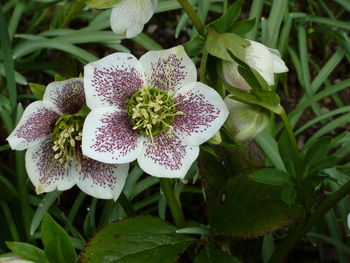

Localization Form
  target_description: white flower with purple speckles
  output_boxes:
[110,0,157,38]
[82,45,229,178]
[7,78,128,200]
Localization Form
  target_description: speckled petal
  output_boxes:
[172,82,228,146]
[43,78,85,114]
[139,45,197,92]
[82,107,143,164]
[7,101,60,150]
[74,158,128,200]
[84,53,145,109]
[137,133,199,178]
[110,0,157,38]
[25,139,75,194]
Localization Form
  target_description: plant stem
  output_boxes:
[118,192,135,217]
[176,0,206,36]
[268,179,350,263]
[199,50,208,83]
[160,178,185,227]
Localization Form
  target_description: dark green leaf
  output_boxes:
[80,216,195,263]
[41,213,77,263]
[304,136,333,174]
[228,18,256,35]
[307,156,340,175]
[183,34,206,57]
[45,237,65,263]
[278,131,298,175]
[29,83,46,100]
[194,246,241,263]
[85,0,121,8]
[248,168,292,187]
[210,0,244,33]
[281,186,297,205]
[50,0,85,29]
[6,242,49,263]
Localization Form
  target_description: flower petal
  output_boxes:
[84,53,145,109]
[139,45,197,92]
[43,78,85,114]
[172,82,228,146]
[268,48,289,73]
[75,158,129,200]
[25,139,75,194]
[7,101,59,150]
[82,107,143,164]
[137,133,199,178]
[222,60,251,90]
[110,0,157,38]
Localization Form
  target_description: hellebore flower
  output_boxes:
[110,0,157,38]
[0,257,34,263]
[82,45,228,178]
[224,96,269,142]
[222,40,288,90]
[7,79,128,200]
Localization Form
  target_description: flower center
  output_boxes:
[52,114,84,166]
[127,87,180,137]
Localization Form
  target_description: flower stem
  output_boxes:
[268,179,350,263]
[160,178,185,227]
[176,0,206,36]
[118,192,135,216]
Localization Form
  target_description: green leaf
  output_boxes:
[29,83,46,100]
[281,186,297,205]
[209,174,304,238]
[307,156,340,176]
[206,28,249,62]
[85,0,121,8]
[6,242,49,263]
[226,87,283,114]
[45,237,65,263]
[248,168,292,187]
[228,18,256,35]
[210,0,244,33]
[194,246,241,263]
[80,216,195,263]
[50,0,86,29]
[41,213,77,263]
[183,34,206,57]
[278,131,298,175]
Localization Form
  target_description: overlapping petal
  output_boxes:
[173,82,229,146]
[84,53,145,109]
[7,101,60,150]
[140,45,197,92]
[110,0,157,39]
[75,158,129,200]
[25,139,75,194]
[43,78,85,114]
[137,133,199,178]
[82,107,143,164]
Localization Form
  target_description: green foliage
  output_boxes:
[6,242,49,263]
[85,0,121,8]
[80,216,195,263]
[29,83,46,100]
[194,246,241,263]
[247,168,292,187]
[50,0,86,29]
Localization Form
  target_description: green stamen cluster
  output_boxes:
[127,87,181,137]
[52,114,84,166]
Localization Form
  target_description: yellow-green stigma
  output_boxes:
[127,87,181,137]
[52,114,84,166]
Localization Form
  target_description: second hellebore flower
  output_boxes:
[110,0,158,38]
[7,79,128,200]
[83,45,228,178]
[222,40,288,90]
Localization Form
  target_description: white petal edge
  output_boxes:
[74,159,129,201]
[139,45,197,92]
[84,52,145,109]
[222,61,252,90]
[7,101,59,151]
[173,82,229,146]
[137,134,199,178]
[82,107,144,164]
[110,0,157,38]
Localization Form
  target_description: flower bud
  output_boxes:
[224,96,270,142]
[222,40,288,90]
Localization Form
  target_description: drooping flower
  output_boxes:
[222,40,288,90]
[0,257,34,263]
[7,78,128,200]
[82,45,228,178]
[224,96,269,142]
[110,0,158,38]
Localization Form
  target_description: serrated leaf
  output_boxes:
[80,216,195,263]
[209,0,244,33]
[248,168,292,187]
[228,18,256,35]
[194,246,241,263]
[85,0,121,8]
[6,242,49,263]
[206,29,249,62]
[29,83,46,100]
[41,213,76,263]
[50,0,85,29]
[209,174,304,238]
